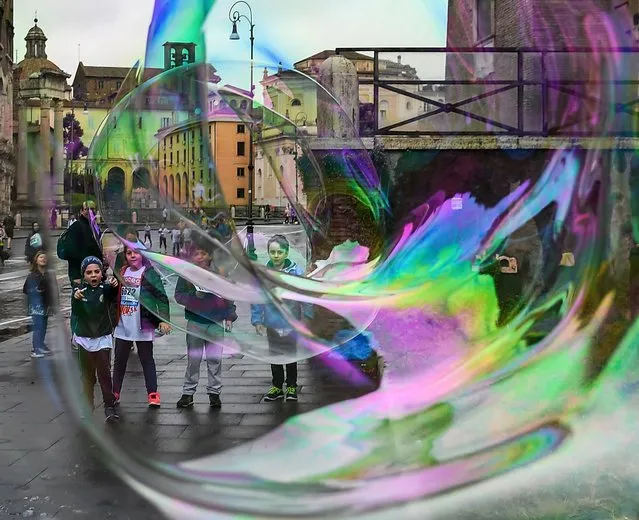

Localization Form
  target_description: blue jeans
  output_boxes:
[32,315,48,354]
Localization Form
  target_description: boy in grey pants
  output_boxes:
[174,239,237,408]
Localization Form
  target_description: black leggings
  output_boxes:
[78,348,115,408]
[159,236,167,250]
[113,339,157,394]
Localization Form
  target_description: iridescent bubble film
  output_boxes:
[41,0,639,518]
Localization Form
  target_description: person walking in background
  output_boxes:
[25,222,45,264]
[67,214,77,228]
[162,207,168,227]
[174,238,237,409]
[3,213,15,250]
[72,256,119,423]
[144,222,152,248]
[50,206,58,230]
[251,235,305,402]
[0,224,7,266]
[59,201,103,287]
[171,226,181,257]
[23,251,53,358]
[158,225,168,254]
[113,245,171,407]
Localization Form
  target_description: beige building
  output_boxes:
[13,18,70,211]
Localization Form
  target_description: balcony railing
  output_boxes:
[336,47,639,137]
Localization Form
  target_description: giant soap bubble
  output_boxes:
[42,0,639,518]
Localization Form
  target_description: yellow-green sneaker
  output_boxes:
[264,387,284,401]
[285,386,298,401]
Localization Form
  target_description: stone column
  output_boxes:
[53,100,65,203]
[39,97,52,205]
[318,56,360,138]
[16,99,29,204]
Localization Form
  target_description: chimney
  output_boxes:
[397,55,402,64]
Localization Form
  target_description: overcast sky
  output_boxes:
[16,0,449,86]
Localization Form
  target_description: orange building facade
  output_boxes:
[156,98,251,208]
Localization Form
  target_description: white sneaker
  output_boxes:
[30,351,44,359]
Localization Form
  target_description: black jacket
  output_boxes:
[72,283,118,338]
[174,276,237,325]
[66,216,103,281]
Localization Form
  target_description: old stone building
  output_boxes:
[0,0,14,215]
[13,18,70,211]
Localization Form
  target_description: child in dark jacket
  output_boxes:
[23,251,53,358]
[113,245,171,407]
[174,240,237,409]
[72,256,119,423]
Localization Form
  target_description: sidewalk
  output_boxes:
[0,304,376,518]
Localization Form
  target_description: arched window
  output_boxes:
[291,98,302,106]
[240,100,248,110]
[181,48,190,63]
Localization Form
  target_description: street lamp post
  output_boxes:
[229,0,257,260]
[293,112,307,211]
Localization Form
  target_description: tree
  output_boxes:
[63,112,88,160]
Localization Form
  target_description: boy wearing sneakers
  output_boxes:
[72,256,119,423]
[251,235,305,402]
[175,238,237,408]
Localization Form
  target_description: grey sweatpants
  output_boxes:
[183,320,224,395]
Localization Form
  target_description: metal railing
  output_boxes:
[336,47,639,137]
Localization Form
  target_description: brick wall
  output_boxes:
[445,0,638,134]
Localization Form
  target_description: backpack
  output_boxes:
[57,228,71,260]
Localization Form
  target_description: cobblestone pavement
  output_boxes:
[0,303,376,518]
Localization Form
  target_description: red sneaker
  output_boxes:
[148,392,161,408]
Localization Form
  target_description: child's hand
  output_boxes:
[255,324,267,336]
[108,277,119,287]
[73,287,86,300]
[158,322,171,334]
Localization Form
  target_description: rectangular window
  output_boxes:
[191,130,195,140]
[199,144,203,161]
[163,153,166,168]
[209,124,212,134]
[98,80,104,89]
[237,188,245,199]
[170,152,173,165]
[138,116,143,129]
[475,0,494,42]
[237,142,246,156]
[192,147,195,161]
[237,167,245,177]
[192,171,196,180]
[177,150,180,164]
[208,168,212,183]
[170,135,173,146]
[163,137,166,147]
[237,124,245,134]
[200,170,203,181]
[199,128,203,138]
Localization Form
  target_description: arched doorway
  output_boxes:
[131,166,151,208]
[169,175,175,203]
[183,172,189,206]
[176,175,181,206]
[105,167,126,209]
[132,167,151,190]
